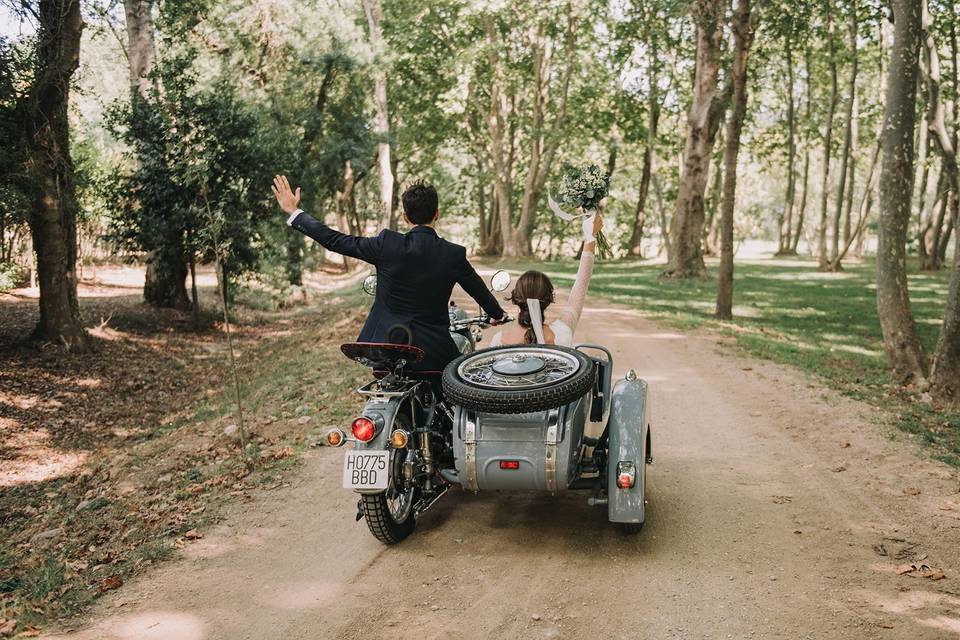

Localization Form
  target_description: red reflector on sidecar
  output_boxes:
[616,461,637,489]
[499,460,520,470]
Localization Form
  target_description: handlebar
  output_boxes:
[450,314,514,331]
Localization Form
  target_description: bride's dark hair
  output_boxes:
[508,270,555,344]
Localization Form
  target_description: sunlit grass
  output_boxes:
[501,255,960,465]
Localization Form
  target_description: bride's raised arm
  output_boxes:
[555,212,602,333]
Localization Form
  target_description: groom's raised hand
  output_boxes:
[272,175,301,215]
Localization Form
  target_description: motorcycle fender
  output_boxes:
[606,377,649,524]
[352,397,403,495]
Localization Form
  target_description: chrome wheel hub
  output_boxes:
[457,347,581,390]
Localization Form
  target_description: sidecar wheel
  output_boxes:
[443,345,595,414]
[622,522,644,535]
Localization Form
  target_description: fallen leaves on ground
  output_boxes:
[100,576,123,591]
[895,562,947,580]
[0,272,369,631]
[902,487,921,496]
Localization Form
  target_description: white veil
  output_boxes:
[526,298,546,344]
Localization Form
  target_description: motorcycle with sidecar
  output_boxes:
[324,271,652,543]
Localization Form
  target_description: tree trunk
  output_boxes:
[792,46,815,253]
[778,31,797,256]
[514,10,576,257]
[923,0,960,404]
[830,0,858,269]
[876,0,929,387]
[143,247,191,312]
[842,3,859,253]
[833,135,880,268]
[289,56,337,285]
[664,0,724,279]
[916,122,932,264]
[484,15,516,257]
[818,8,839,270]
[361,0,394,232]
[703,138,724,256]
[22,0,88,349]
[122,0,156,97]
[715,0,753,319]
[285,232,304,286]
[629,65,660,257]
[334,160,357,272]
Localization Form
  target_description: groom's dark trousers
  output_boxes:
[288,210,505,371]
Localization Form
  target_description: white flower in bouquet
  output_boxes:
[552,163,612,258]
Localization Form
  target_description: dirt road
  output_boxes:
[51,292,960,639]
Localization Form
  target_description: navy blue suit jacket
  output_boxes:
[289,211,505,371]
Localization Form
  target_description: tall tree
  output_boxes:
[715,0,754,319]
[776,14,798,256]
[817,4,839,270]
[121,0,190,309]
[361,0,395,232]
[876,0,928,386]
[21,0,88,348]
[791,45,814,253]
[626,0,666,258]
[664,0,725,278]
[923,0,960,404]
[483,4,577,258]
[830,0,858,269]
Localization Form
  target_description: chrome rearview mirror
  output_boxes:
[490,269,511,292]
[362,274,377,296]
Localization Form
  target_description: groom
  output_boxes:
[272,175,505,371]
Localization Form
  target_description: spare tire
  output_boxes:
[442,345,595,414]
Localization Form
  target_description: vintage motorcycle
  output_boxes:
[326,271,652,544]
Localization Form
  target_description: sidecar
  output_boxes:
[442,344,651,532]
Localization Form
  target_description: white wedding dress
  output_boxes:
[489,249,595,348]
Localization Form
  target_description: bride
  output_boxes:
[490,211,603,347]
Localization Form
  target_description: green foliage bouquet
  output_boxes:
[550,163,612,258]
[557,162,610,211]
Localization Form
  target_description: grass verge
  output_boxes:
[1,279,370,635]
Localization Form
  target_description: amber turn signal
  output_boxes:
[326,428,346,447]
[389,429,409,448]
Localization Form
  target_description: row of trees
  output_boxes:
[0,0,958,403]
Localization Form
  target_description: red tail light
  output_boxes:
[351,417,377,442]
[499,460,520,470]
[616,461,636,489]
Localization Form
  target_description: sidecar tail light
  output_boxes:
[616,461,636,489]
[351,417,378,442]
[499,460,520,470]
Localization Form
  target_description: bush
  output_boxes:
[0,261,24,292]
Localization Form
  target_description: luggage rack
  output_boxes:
[357,379,420,399]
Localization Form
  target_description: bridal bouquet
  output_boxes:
[549,163,612,258]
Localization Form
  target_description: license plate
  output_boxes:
[342,450,390,490]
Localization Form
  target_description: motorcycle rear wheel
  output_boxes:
[361,415,419,544]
